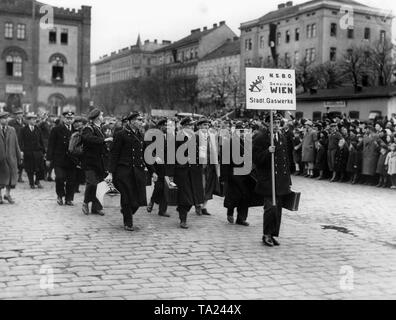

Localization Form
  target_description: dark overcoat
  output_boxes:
[0,126,21,188]
[252,130,292,197]
[110,126,150,208]
[334,145,349,173]
[19,125,45,173]
[167,131,204,206]
[47,124,75,168]
[81,124,107,178]
[362,135,380,176]
[346,139,362,173]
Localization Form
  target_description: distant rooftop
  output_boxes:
[200,38,240,62]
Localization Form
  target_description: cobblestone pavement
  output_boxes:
[0,176,396,300]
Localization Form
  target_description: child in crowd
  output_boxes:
[385,143,396,189]
[376,145,389,188]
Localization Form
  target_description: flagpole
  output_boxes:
[270,110,276,206]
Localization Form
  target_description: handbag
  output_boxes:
[282,191,301,211]
[164,176,178,206]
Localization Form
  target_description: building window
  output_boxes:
[295,28,300,41]
[313,112,322,121]
[61,29,68,45]
[305,49,310,62]
[311,48,316,62]
[347,28,354,39]
[285,30,290,43]
[5,22,13,39]
[330,47,336,61]
[51,56,65,82]
[312,24,317,37]
[276,32,281,45]
[17,24,26,40]
[294,51,299,65]
[285,52,291,66]
[49,28,57,44]
[6,55,22,77]
[306,25,311,38]
[305,48,316,63]
[380,30,386,42]
[349,111,360,119]
[364,28,370,40]
[330,23,337,37]
[260,36,265,49]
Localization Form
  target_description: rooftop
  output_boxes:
[200,38,240,62]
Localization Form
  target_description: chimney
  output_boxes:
[154,39,157,44]
[144,39,149,44]
[203,26,207,31]
[162,40,171,44]
[278,3,285,9]
[286,1,293,7]
[213,23,218,28]
[219,21,225,26]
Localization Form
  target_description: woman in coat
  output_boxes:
[346,134,363,184]
[301,121,317,178]
[362,127,381,185]
[0,112,21,204]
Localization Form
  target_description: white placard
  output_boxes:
[246,68,296,110]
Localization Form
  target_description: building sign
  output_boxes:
[324,101,347,108]
[6,84,24,94]
[246,68,296,110]
[151,109,178,117]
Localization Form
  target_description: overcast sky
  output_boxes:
[43,0,396,61]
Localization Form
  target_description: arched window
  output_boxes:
[51,56,64,82]
[6,55,22,77]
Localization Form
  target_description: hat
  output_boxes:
[330,123,338,127]
[235,121,244,129]
[156,118,167,127]
[0,111,9,119]
[63,111,75,118]
[196,118,210,126]
[13,108,23,115]
[264,112,283,123]
[180,117,193,126]
[88,108,101,120]
[125,111,141,121]
[25,112,38,119]
[304,120,313,127]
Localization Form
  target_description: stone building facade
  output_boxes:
[0,0,91,115]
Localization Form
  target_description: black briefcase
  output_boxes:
[164,176,178,206]
[282,191,301,211]
[213,181,225,197]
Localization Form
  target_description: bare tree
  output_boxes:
[312,61,344,89]
[295,58,316,93]
[368,38,395,86]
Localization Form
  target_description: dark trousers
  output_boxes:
[27,172,41,186]
[55,166,76,201]
[263,197,283,238]
[177,205,192,223]
[83,170,103,212]
[122,206,139,228]
[391,174,396,186]
[227,205,249,223]
[150,178,168,214]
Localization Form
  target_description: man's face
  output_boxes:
[16,114,23,121]
[131,117,144,130]
[199,123,209,132]
[0,118,7,126]
[98,113,104,123]
[73,121,83,130]
[27,118,35,126]
[64,116,74,126]
[273,120,281,133]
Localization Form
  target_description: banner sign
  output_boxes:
[246,68,296,110]
[151,109,178,117]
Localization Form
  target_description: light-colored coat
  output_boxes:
[385,151,396,175]
[0,126,21,188]
[302,130,317,163]
[361,135,380,176]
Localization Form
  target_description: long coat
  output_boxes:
[167,130,204,207]
[19,125,45,174]
[252,130,292,197]
[334,145,349,173]
[81,124,108,177]
[47,124,75,168]
[0,126,21,188]
[302,130,317,163]
[362,135,380,176]
[110,126,150,208]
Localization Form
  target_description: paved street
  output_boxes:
[0,176,396,300]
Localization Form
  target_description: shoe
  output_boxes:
[82,203,89,215]
[124,226,135,232]
[36,183,43,189]
[262,236,274,247]
[271,237,280,246]
[3,195,15,204]
[146,202,154,213]
[236,220,250,226]
[57,197,64,206]
[65,201,74,206]
[227,216,234,224]
[180,222,189,229]
[158,212,170,217]
[92,210,105,216]
[201,208,211,216]
[391,186,396,190]
[30,185,36,189]
[196,207,202,216]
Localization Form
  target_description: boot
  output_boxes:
[317,171,325,180]
[179,211,189,229]
[376,177,383,188]
[18,172,24,183]
[329,172,337,182]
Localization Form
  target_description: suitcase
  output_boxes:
[164,176,178,206]
[282,191,301,211]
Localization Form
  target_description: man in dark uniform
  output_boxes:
[19,113,45,189]
[47,110,77,206]
[81,108,112,216]
[107,112,157,231]
[38,112,55,181]
[253,113,292,247]
[8,108,25,183]
[147,118,170,217]
[167,117,204,229]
